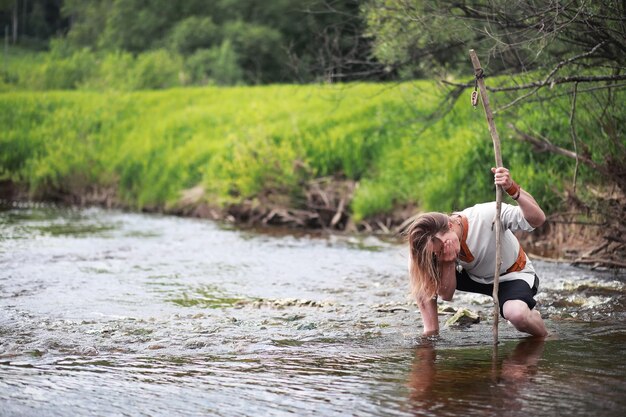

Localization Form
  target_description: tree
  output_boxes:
[291,0,389,82]
[57,0,384,84]
[62,0,111,47]
[0,0,22,43]
[96,0,184,52]
[364,1,625,78]
[0,0,66,45]
[167,16,219,55]
[363,0,626,265]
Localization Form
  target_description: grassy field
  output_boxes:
[1,78,612,226]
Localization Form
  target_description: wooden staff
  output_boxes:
[469,49,502,345]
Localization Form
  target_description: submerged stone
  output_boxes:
[297,323,317,330]
[444,308,480,328]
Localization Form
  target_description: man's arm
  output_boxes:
[438,260,456,301]
[417,296,439,336]
[492,167,546,228]
[417,238,457,336]
[514,189,546,228]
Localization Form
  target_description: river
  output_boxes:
[1,204,625,416]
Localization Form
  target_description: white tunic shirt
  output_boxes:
[456,202,536,288]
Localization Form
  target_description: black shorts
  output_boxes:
[455,269,539,318]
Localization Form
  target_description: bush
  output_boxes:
[168,16,220,55]
[80,51,136,90]
[222,21,284,83]
[26,47,97,90]
[185,41,243,86]
[2,47,185,91]
[129,49,184,90]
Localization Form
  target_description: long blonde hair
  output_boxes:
[405,212,450,301]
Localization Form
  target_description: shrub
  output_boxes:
[168,16,220,55]
[26,47,97,90]
[185,41,243,86]
[128,49,184,90]
[80,50,136,91]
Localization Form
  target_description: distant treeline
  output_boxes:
[1,1,623,89]
[0,0,385,85]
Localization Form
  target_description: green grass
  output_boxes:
[1,80,620,222]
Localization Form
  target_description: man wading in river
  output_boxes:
[406,167,548,338]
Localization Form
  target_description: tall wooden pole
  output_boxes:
[469,49,502,345]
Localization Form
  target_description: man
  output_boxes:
[406,167,548,337]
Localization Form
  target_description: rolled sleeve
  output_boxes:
[501,203,535,232]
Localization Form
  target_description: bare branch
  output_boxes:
[496,82,626,105]
[496,42,606,111]
[442,74,626,93]
[572,258,626,268]
[508,123,608,176]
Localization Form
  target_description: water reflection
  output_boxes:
[408,338,545,416]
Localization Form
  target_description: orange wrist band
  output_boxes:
[505,181,520,198]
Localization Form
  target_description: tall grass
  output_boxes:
[1,81,616,221]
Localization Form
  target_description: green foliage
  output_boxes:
[0,40,94,91]
[363,0,625,77]
[222,21,284,84]
[186,41,243,86]
[506,85,626,211]
[0,41,272,90]
[3,47,185,91]
[362,0,488,78]
[131,49,183,90]
[0,92,123,194]
[63,0,112,48]
[3,0,376,85]
[23,45,97,90]
[1,0,622,227]
[79,51,136,90]
[2,81,622,220]
[167,16,220,55]
[98,0,183,52]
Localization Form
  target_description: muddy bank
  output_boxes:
[1,177,623,270]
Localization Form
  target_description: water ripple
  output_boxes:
[1,206,625,416]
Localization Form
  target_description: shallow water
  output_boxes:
[1,204,625,416]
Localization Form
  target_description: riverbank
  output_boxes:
[2,83,623,269]
[0,83,605,221]
[2,178,623,271]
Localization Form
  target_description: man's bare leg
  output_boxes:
[502,300,548,337]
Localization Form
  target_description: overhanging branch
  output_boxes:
[508,124,606,174]
[443,73,626,92]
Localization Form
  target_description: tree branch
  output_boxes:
[508,123,608,176]
[572,258,626,269]
[442,73,626,92]
[569,82,579,192]
[496,42,606,111]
